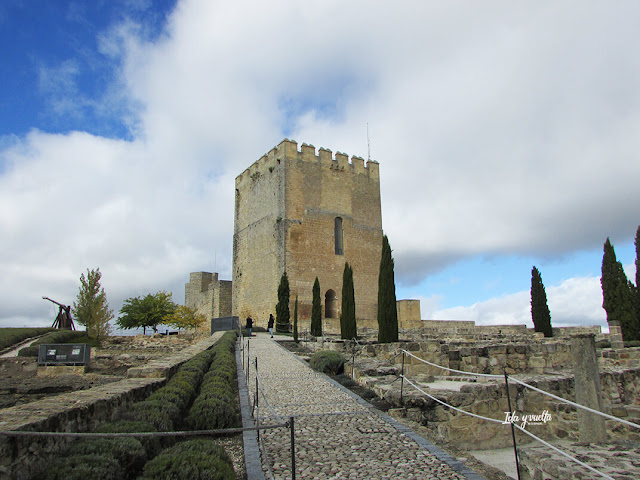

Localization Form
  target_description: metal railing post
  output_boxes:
[255,357,259,441]
[246,336,250,380]
[400,351,405,404]
[290,416,296,480]
[504,371,521,480]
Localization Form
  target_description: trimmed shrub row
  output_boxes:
[187,331,240,431]
[122,346,218,431]
[309,350,346,375]
[139,439,234,480]
[18,330,94,357]
[36,332,240,480]
[42,420,158,480]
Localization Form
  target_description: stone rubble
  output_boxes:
[244,334,482,479]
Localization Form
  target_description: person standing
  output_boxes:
[268,313,275,338]
[245,315,253,337]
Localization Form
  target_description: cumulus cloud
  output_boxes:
[1,0,639,327]
[428,275,607,330]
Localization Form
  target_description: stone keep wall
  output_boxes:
[185,272,232,321]
[233,139,383,330]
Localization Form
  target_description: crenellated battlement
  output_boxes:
[236,138,379,187]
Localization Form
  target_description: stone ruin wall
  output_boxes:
[185,272,232,321]
[233,139,382,330]
[390,366,640,450]
[312,336,640,450]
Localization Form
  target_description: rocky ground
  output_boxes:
[0,334,200,409]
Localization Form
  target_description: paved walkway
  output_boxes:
[241,333,485,480]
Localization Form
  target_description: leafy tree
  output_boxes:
[377,235,398,343]
[72,268,113,342]
[530,266,553,337]
[293,295,299,343]
[340,262,356,340]
[118,291,176,334]
[164,305,207,332]
[601,238,638,341]
[311,277,322,337]
[275,272,290,333]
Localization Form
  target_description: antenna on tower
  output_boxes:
[367,123,371,161]
[214,252,217,272]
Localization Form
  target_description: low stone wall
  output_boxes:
[368,367,640,451]
[310,337,640,377]
[0,333,223,479]
[518,441,640,479]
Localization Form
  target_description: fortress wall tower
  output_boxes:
[185,272,232,320]
[233,139,383,331]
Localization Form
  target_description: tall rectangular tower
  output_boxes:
[232,139,383,333]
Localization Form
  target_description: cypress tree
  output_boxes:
[340,262,356,340]
[311,277,322,337]
[530,266,553,337]
[377,235,398,343]
[633,226,640,335]
[601,238,638,341]
[293,295,299,343]
[276,272,290,333]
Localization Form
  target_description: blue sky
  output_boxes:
[1,1,639,331]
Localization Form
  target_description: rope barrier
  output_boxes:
[402,350,503,378]
[0,423,289,438]
[401,376,504,424]
[512,424,615,480]
[509,377,640,430]
[399,353,632,479]
[402,376,614,480]
[401,350,640,430]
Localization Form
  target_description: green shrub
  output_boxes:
[17,345,39,357]
[197,385,236,404]
[69,438,146,475]
[148,389,191,411]
[203,366,235,385]
[309,350,345,375]
[139,439,234,480]
[625,340,640,348]
[43,454,123,480]
[334,374,357,388]
[96,420,161,457]
[123,401,179,431]
[187,395,239,431]
[596,340,611,349]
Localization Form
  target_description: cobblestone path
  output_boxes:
[243,334,483,480]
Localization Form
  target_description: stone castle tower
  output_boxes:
[232,139,383,333]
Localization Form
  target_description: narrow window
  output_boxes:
[334,217,343,255]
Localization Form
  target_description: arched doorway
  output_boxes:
[325,289,338,318]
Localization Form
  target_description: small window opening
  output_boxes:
[335,217,343,255]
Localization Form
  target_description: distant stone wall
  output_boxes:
[314,338,640,377]
[185,271,232,322]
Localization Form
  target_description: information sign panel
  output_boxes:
[37,344,91,366]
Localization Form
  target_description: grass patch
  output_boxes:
[0,327,54,350]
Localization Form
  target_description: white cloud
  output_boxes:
[429,275,607,330]
[2,1,639,327]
